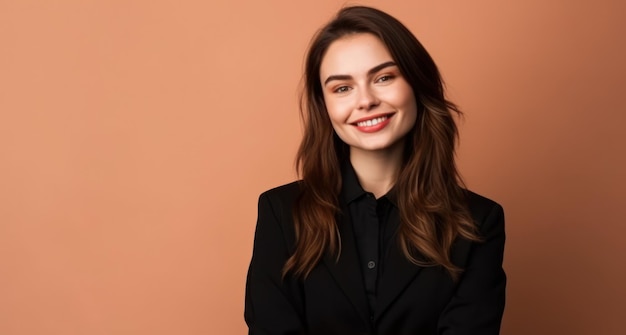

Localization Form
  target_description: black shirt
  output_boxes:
[340,161,399,315]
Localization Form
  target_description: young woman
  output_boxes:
[245,6,506,335]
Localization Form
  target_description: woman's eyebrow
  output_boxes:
[323,61,397,86]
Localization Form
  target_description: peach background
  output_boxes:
[1,0,624,334]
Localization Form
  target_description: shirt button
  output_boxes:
[367,261,376,269]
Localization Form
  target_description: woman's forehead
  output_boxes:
[319,33,394,79]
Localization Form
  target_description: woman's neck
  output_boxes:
[349,142,404,199]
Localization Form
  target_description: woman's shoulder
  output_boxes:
[464,190,505,228]
[260,180,302,201]
[257,181,303,219]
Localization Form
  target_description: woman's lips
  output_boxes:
[352,114,393,133]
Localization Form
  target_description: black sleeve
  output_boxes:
[437,203,507,334]
[245,192,306,335]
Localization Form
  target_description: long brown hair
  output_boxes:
[284,6,480,280]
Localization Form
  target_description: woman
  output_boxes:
[245,6,506,335]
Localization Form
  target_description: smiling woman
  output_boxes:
[320,33,417,159]
[245,6,506,335]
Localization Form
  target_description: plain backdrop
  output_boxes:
[1,0,625,334]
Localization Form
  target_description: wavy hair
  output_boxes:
[284,6,480,280]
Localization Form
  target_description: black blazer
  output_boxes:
[245,181,506,335]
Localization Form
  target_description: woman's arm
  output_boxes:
[437,202,507,334]
[245,191,306,335]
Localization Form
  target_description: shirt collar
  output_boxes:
[340,159,366,204]
[340,159,398,206]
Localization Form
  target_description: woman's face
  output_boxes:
[319,33,417,155]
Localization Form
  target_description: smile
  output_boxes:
[351,113,394,133]
[356,116,388,127]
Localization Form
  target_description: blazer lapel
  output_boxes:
[374,211,473,320]
[322,209,371,325]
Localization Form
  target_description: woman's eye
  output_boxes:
[333,86,350,93]
[376,75,394,83]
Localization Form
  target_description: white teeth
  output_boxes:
[357,116,387,127]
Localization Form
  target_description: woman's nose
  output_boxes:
[356,87,380,110]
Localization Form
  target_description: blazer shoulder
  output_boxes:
[258,181,303,224]
[465,190,504,228]
[260,181,302,204]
